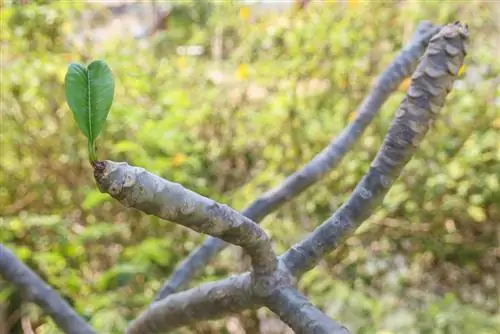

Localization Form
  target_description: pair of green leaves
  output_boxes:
[64,60,115,163]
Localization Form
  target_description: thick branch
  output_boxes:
[126,273,255,333]
[154,20,440,301]
[282,22,469,277]
[125,22,468,334]
[94,161,277,276]
[0,244,95,334]
[128,263,350,334]
[265,287,349,334]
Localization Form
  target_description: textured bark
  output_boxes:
[0,245,95,334]
[0,20,469,334]
[120,22,467,333]
[126,273,255,334]
[127,262,349,334]
[265,287,350,334]
[153,20,441,301]
[94,161,277,277]
[281,22,469,277]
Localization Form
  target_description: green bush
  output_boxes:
[1,1,498,333]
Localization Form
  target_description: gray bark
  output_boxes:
[0,20,469,334]
[97,22,468,333]
[153,20,441,301]
[281,22,469,276]
[94,161,277,277]
[0,245,95,334]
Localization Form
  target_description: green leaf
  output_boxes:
[64,60,115,162]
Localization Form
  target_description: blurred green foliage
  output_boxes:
[1,0,499,333]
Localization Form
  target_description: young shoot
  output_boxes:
[64,60,115,165]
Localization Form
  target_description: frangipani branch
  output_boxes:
[154,20,441,301]
[128,264,349,333]
[126,274,254,334]
[265,286,350,334]
[0,244,96,334]
[0,19,469,334]
[93,161,277,277]
[122,22,468,334]
[281,22,469,277]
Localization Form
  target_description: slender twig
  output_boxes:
[154,20,441,302]
[0,244,96,334]
[93,161,277,277]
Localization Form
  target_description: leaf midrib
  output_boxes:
[87,68,92,142]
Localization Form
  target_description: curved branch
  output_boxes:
[126,21,468,334]
[126,273,255,334]
[154,20,441,301]
[265,286,350,334]
[128,266,350,334]
[94,161,277,277]
[281,22,469,277]
[0,244,95,334]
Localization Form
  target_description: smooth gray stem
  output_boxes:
[265,286,350,334]
[282,22,469,277]
[94,162,277,277]
[154,20,441,301]
[126,273,255,334]
[0,244,96,334]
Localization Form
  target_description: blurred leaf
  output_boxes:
[82,189,109,210]
[467,205,486,223]
[96,264,146,291]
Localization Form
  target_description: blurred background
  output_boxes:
[1,0,499,333]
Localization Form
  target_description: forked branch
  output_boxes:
[154,20,441,301]
[122,21,468,333]
[0,20,469,334]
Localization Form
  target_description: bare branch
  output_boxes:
[94,161,277,277]
[127,22,468,334]
[265,286,349,334]
[126,273,255,334]
[281,22,469,277]
[128,263,350,334]
[154,20,441,301]
[0,244,95,334]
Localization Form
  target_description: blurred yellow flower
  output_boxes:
[457,64,465,77]
[398,78,411,92]
[348,0,360,9]
[63,53,73,62]
[236,64,248,80]
[347,111,357,122]
[172,153,187,167]
[177,56,187,69]
[239,7,250,21]
[339,78,347,89]
[492,117,500,129]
